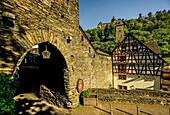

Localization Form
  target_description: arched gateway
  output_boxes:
[0,0,113,109]
[17,42,67,95]
[12,29,72,108]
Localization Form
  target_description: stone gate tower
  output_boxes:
[116,18,124,41]
[0,0,112,108]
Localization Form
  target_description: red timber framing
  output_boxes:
[112,34,166,76]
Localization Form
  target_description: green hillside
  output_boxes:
[84,10,170,63]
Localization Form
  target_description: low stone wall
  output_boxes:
[83,97,98,106]
[88,88,170,106]
[40,85,69,108]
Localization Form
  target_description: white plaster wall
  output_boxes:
[114,74,160,90]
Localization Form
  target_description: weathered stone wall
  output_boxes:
[70,28,112,90]
[0,0,113,108]
[88,88,170,106]
[0,0,79,75]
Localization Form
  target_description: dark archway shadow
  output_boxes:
[15,42,68,98]
[38,42,67,95]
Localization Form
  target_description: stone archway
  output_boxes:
[11,29,76,108]
[14,42,69,107]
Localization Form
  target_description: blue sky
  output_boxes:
[79,0,170,30]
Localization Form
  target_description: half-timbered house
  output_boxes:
[112,34,166,90]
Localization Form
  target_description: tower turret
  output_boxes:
[116,18,124,41]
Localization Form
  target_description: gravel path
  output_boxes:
[71,101,170,115]
[14,93,70,115]
[14,93,170,115]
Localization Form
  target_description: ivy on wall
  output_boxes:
[0,72,15,115]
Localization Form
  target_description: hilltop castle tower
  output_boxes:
[97,18,124,41]
[116,18,124,41]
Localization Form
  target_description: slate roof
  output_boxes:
[145,41,161,55]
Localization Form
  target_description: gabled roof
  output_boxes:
[144,41,161,55]
[111,33,166,63]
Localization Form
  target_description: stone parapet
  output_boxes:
[88,88,170,106]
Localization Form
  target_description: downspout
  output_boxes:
[111,54,114,88]
[160,62,164,90]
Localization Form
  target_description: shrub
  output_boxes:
[81,90,91,98]
[0,72,15,115]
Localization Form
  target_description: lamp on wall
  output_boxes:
[42,44,51,59]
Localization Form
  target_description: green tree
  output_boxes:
[0,73,15,115]
[97,28,105,41]
[135,22,143,30]
[148,12,153,20]
[84,9,170,62]
[111,16,116,23]
[89,29,100,42]
[104,24,110,39]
